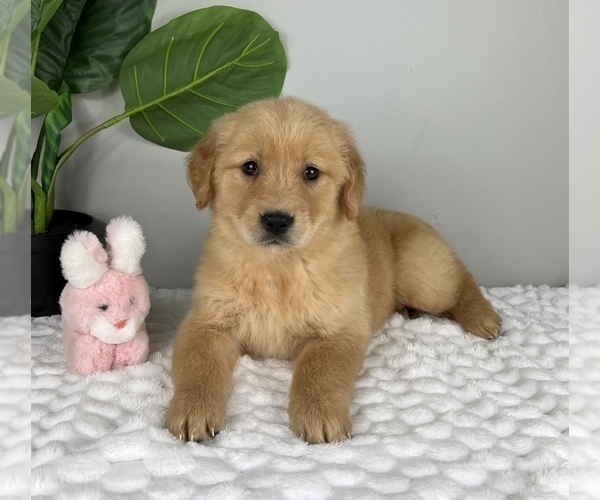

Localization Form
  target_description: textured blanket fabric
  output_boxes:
[0,315,30,499]
[570,285,600,500]
[30,286,568,499]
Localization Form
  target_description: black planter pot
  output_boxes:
[0,213,31,317]
[31,210,95,317]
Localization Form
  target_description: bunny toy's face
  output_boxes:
[61,270,150,345]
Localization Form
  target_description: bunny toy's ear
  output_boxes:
[61,231,109,288]
[105,216,146,275]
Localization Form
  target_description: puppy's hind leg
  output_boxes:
[393,227,501,340]
[443,268,502,340]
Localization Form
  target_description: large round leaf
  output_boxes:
[119,6,287,152]
[35,0,156,94]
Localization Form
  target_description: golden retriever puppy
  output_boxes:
[167,97,502,444]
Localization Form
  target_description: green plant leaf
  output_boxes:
[0,117,16,180]
[11,107,30,192]
[0,0,28,39]
[4,11,29,91]
[40,92,71,194]
[32,76,59,117]
[35,0,156,94]
[0,176,17,234]
[0,108,30,234]
[1,0,29,95]
[0,75,29,117]
[119,6,287,152]
[31,0,64,42]
[31,0,64,73]
[31,177,46,234]
[41,93,71,227]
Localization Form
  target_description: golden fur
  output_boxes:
[167,97,502,444]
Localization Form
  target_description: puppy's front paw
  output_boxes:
[289,396,352,444]
[167,391,224,442]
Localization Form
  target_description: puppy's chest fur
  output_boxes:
[198,252,363,359]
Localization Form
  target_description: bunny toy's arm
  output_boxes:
[62,324,116,375]
[113,323,150,369]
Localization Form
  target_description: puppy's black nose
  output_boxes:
[261,212,294,235]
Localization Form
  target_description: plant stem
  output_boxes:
[0,118,17,179]
[53,113,128,174]
[17,166,29,224]
[31,35,41,75]
[31,121,46,181]
[0,177,17,234]
[31,178,47,234]
[0,37,9,76]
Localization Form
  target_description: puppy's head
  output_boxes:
[187,97,365,249]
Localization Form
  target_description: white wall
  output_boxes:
[56,0,568,288]
[570,0,600,286]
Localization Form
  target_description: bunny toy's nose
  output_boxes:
[115,320,127,330]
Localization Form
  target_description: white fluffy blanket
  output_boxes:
[570,285,600,500]
[0,316,30,499]
[26,286,568,499]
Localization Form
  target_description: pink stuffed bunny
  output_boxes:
[59,216,150,375]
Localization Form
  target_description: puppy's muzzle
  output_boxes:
[261,211,294,236]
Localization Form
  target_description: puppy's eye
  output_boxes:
[98,304,109,312]
[242,161,259,176]
[304,166,320,181]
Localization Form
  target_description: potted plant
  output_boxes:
[30,1,287,316]
[1,0,30,316]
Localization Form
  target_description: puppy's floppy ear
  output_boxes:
[186,128,220,210]
[338,123,366,221]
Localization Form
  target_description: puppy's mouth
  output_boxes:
[259,235,291,246]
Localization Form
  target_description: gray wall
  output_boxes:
[56,0,568,289]
[570,0,600,286]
